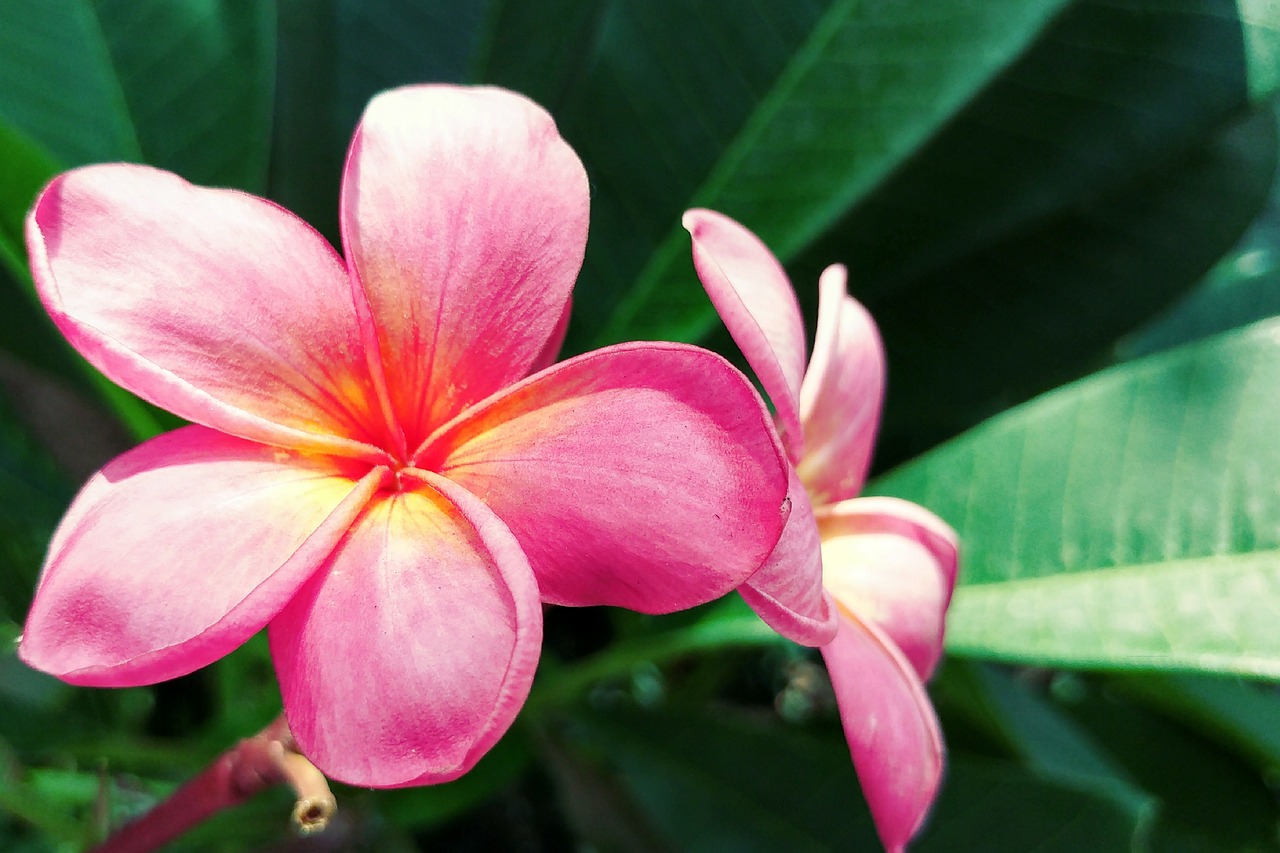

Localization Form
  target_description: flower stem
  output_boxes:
[91,716,335,853]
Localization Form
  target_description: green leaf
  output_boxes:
[0,390,72,624]
[271,0,493,240]
[593,0,1073,346]
[799,0,1280,303]
[875,316,1280,677]
[937,662,1153,817]
[0,0,139,164]
[1055,676,1280,851]
[94,0,276,192]
[1112,672,1280,775]
[1120,119,1280,360]
[874,100,1276,460]
[557,705,1150,852]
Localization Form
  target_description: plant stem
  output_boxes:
[92,716,335,853]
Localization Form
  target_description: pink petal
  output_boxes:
[817,497,959,682]
[18,426,382,686]
[270,471,542,787]
[530,297,573,375]
[684,209,807,462]
[738,469,836,646]
[27,165,393,460]
[422,342,790,613]
[341,85,589,451]
[821,613,945,853]
[796,266,885,505]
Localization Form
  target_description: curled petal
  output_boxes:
[342,85,589,449]
[821,614,944,853]
[27,165,391,460]
[738,470,836,646]
[796,266,885,505]
[19,426,381,686]
[818,497,958,681]
[424,342,790,613]
[684,208,807,462]
[271,472,542,787]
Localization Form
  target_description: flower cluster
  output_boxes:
[20,85,956,852]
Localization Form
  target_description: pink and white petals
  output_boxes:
[342,85,590,449]
[818,497,958,681]
[26,165,392,460]
[19,426,382,687]
[427,343,791,614]
[684,208,808,461]
[738,470,836,646]
[796,267,886,505]
[821,615,944,853]
[271,473,542,787]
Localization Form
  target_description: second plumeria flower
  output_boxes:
[18,86,792,788]
[686,208,959,853]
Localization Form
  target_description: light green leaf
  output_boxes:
[875,317,1280,676]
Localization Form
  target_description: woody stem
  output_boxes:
[91,716,336,853]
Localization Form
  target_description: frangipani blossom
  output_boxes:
[18,86,793,787]
[685,209,959,853]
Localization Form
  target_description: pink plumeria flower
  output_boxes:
[685,209,959,853]
[16,86,792,787]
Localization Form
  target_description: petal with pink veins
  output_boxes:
[796,266,885,505]
[341,85,589,449]
[818,496,958,682]
[18,426,382,686]
[684,208,807,462]
[270,471,542,787]
[738,469,836,646]
[26,165,393,460]
[422,342,791,613]
[529,297,573,375]
[821,613,945,853]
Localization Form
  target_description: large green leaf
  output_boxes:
[873,101,1276,461]
[874,317,1280,677]
[0,0,139,165]
[94,0,276,192]
[937,662,1154,818]
[1113,672,1280,774]
[796,0,1280,302]
[557,706,1149,852]
[594,0,1072,346]
[1120,129,1280,360]
[1056,676,1280,851]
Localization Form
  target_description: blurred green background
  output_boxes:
[2,1,1280,850]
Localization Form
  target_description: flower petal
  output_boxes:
[738,470,836,646]
[27,165,392,460]
[821,613,944,853]
[423,342,790,613]
[270,471,542,787]
[341,85,589,450]
[796,266,885,505]
[818,496,959,681]
[19,426,381,686]
[530,297,573,375]
[684,209,807,462]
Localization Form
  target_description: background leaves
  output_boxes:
[2,1,1280,850]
